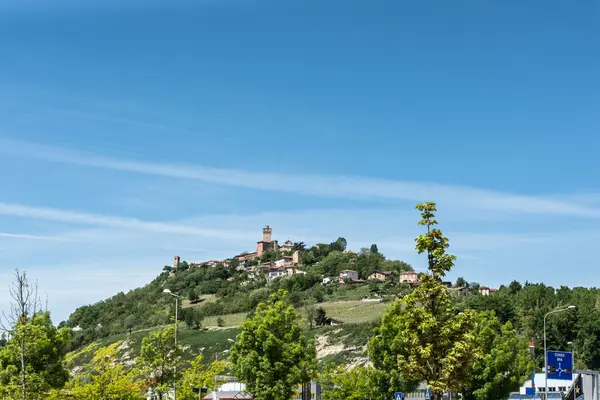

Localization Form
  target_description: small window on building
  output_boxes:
[539,388,546,392]
[559,387,566,392]
[549,387,556,392]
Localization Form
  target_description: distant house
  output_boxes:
[286,266,306,277]
[339,269,360,284]
[266,268,287,282]
[448,286,468,296]
[479,286,491,296]
[322,277,333,285]
[368,271,393,282]
[399,271,419,284]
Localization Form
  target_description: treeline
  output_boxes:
[457,281,600,370]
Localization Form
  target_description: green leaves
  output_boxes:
[414,203,455,278]
[230,289,316,400]
[459,312,534,400]
[138,325,182,398]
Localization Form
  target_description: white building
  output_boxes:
[339,269,359,283]
[520,373,575,396]
[267,268,287,282]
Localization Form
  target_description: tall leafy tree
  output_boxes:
[459,311,534,400]
[230,289,316,400]
[138,325,181,400]
[0,270,70,400]
[368,202,478,400]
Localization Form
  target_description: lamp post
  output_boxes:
[164,289,181,400]
[544,306,576,399]
[567,341,575,370]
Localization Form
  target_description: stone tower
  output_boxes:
[174,256,180,269]
[263,225,272,243]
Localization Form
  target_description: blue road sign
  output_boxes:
[394,392,404,400]
[547,350,573,380]
[525,387,536,395]
[424,388,431,400]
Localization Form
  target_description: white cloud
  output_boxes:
[1,137,598,217]
[0,232,70,241]
[2,203,600,323]
[0,202,256,240]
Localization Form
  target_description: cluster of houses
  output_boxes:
[173,225,303,282]
[173,225,498,295]
[332,269,497,296]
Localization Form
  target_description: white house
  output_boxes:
[267,268,287,282]
[339,269,359,284]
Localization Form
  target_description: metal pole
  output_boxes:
[175,296,178,400]
[544,313,548,400]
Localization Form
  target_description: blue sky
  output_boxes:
[0,0,599,323]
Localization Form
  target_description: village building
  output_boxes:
[368,270,393,282]
[257,225,279,256]
[398,271,419,284]
[339,269,360,284]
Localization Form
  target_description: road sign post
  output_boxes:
[394,392,404,400]
[424,388,431,400]
[546,351,573,381]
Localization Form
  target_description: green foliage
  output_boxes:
[137,325,182,399]
[415,202,456,279]
[48,341,144,400]
[0,312,70,399]
[459,312,535,400]
[370,202,478,398]
[230,289,316,400]
[260,249,282,263]
[179,355,227,400]
[320,364,379,400]
[315,307,330,326]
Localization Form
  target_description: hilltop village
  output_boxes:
[172,225,498,295]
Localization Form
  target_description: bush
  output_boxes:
[216,317,225,327]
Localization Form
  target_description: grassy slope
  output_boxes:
[67,298,389,370]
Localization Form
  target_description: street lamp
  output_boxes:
[544,306,576,399]
[567,341,575,371]
[163,289,181,400]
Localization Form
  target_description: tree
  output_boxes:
[458,312,534,400]
[368,202,478,400]
[320,364,378,400]
[216,317,225,328]
[137,325,181,400]
[293,242,306,251]
[188,288,200,303]
[49,341,143,400]
[370,243,379,254]
[124,315,136,334]
[0,271,70,400]
[179,355,227,400]
[314,307,330,326]
[305,305,316,329]
[230,289,316,400]
[455,277,467,288]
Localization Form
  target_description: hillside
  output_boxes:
[60,228,600,375]
[61,232,415,353]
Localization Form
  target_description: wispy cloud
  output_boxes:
[0,202,254,240]
[0,232,70,241]
[1,137,598,217]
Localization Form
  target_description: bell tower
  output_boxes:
[263,225,272,243]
